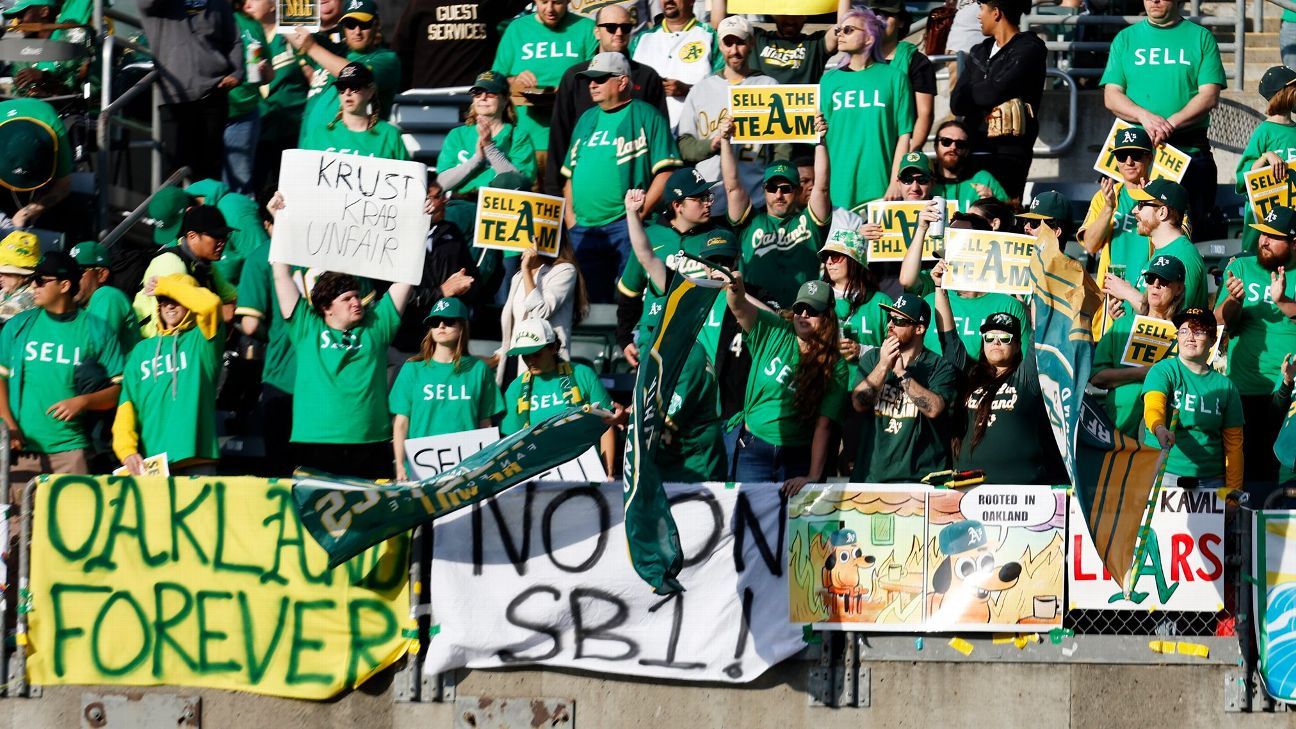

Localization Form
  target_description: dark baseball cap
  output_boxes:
[1018,190,1070,223]
[489,171,533,191]
[881,292,931,326]
[1260,65,1296,101]
[979,311,1022,337]
[34,250,80,282]
[0,115,58,192]
[663,167,711,204]
[1129,178,1189,214]
[1112,126,1153,153]
[335,62,375,91]
[180,205,234,239]
[1172,307,1216,331]
[1144,253,1186,283]
[695,231,738,263]
[869,0,910,16]
[793,280,833,314]
[470,70,509,96]
[763,160,797,185]
[1252,204,1296,239]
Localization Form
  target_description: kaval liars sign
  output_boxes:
[271,149,429,285]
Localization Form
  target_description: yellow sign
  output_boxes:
[474,187,564,257]
[112,453,170,477]
[27,476,411,700]
[728,85,819,145]
[1093,120,1190,183]
[942,229,1037,295]
[276,0,319,32]
[1244,167,1296,223]
[728,0,837,12]
[1119,315,1177,367]
[865,200,959,262]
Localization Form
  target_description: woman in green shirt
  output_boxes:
[1236,66,1296,254]
[821,229,892,365]
[297,62,409,160]
[390,297,504,480]
[435,71,537,196]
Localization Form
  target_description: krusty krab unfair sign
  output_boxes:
[728,85,820,145]
[271,149,429,285]
[473,187,565,258]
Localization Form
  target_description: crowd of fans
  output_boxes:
[0,0,1290,496]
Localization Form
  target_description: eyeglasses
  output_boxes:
[684,192,713,204]
[982,332,1015,345]
[888,316,915,328]
[340,17,374,30]
[764,182,795,195]
[899,174,931,185]
[597,22,634,34]
[834,24,862,35]
[937,136,968,150]
[1114,150,1149,163]
[792,304,823,318]
[427,317,460,329]
[1177,326,1212,339]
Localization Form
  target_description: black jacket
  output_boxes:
[949,31,1047,156]
[391,220,486,352]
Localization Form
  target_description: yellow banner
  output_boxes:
[1119,315,1177,367]
[728,84,819,145]
[1093,120,1190,183]
[474,187,564,257]
[27,476,412,700]
[1244,167,1296,223]
[943,229,1037,295]
[728,0,837,12]
[865,200,959,262]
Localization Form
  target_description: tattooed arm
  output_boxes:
[900,375,946,419]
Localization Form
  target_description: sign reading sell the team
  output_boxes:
[728,85,819,145]
[1119,315,1177,367]
[866,200,959,262]
[942,229,1036,295]
[276,0,319,33]
[474,187,564,258]
[1094,120,1190,183]
[271,149,428,285]
[1244,167,1296,222]
[729,0,836,12]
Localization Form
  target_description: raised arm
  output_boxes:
[932,262,954,333]
[809,115,831,223]
[625,190,668,291]
[718,117,751,221]
[388,282,414,315]
[898,200,939,289]
[272,262,301,320]
[724,270,758,332]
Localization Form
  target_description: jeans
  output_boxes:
[1179,147,1218,242]
[1283,20,1296,72]
[223,109,261,196]
[1161,473,1224,490]
[727,424,811,484]
[568,218,632,304]
[160,90,229,183]
[1241,393,1281,490]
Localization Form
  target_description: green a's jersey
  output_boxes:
[0,99,73,180]
[820,62,914,210]
[299,118,410,159]
[738,309,848,447]
[751,27,829,85]
[922,292,1030,359]
[733,204,829,309]
[1146,235,1208,309]
[500,362,611,435]
[299,46,402,142]
[389,356,505,438]
[229,13,269,118]
[1217,254,1296,396]
[854,346,958,483]
[285,295,400,444]
[1236,121,1296,254]
[1093,313,1174,436]
[934,169,1008,210]
[493,12,599,151]
[0,308,124,453]
[562,99,681,227]
[260,32,309,143]
[86,285,140,356]
[235,246,295,393]
[120,326,222,462]
[618,221,738,339]
[660,342,726,482]
[435,122,537,194]
[1098,19,1227,148]
[1142,356,1243,477]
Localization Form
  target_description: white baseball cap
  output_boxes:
[716,15,752,40]
[507,318,557,356]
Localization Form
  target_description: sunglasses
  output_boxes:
[1144,273,1173,287]
[764,182,795,195]
[835,24,861,35]
[792,304,824,318]
[1023,218,1059,229]
[937,136,968,149]
[598,22,634,34]
[340,17,374,29]
[35,276,60,287]
[586,74,618,85]
[1114,150,1150,163]
[888,315,915,328]
[982,332,1015,345]
[427,317,460,329]
[824,251,848,262]
[899,174,931,185]
[1134,200,1164,212]
[469,88,499,98]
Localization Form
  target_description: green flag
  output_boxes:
[624,270,724,594]
[1276,398,1296,472]
[294,406,610,568]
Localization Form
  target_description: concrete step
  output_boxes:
[1246,31,1279,44]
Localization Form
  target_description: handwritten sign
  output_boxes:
[111,453,170,477]
[276,0,319,33]
[942,229,1036,295]
[473,187,564,258]
[404,427,606,483]
[271,149,428,285]
[26,475,411,699]
[728,84,819,145]
[865,200,959,262]
[1119,315,1177,367]
[1094,119,1190,183]
[1244,166,1296,223]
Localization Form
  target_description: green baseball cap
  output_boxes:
[793,280,833,314]
[663,167,711,204]
[1111,126,1153,153]
[69,240,111,268]
[1129,178,1188,214]
[1252,204,1296,239]
[1017,190,1071,223]
[762,160,797,185]
[148,187,194,246]
[819,229,867,265]
[0,114,58,192]
[488,171,533,191]
[1260,65,1296,101]
[340,0,377,21]
[424,296,470,322]
[898,151,932,176]
[470,70,509,96]
[1144,253,1186,283]
[881,292,931,326]
[693,230,738,262]
[2,0,57,16]
[938,520,987,555]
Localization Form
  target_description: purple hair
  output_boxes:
[838,8,888,65]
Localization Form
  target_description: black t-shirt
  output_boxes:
[393,0,530,89]
[907,49,937,96]
[751,27,830,85]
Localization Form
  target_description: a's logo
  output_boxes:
[705,235,726,248]
[70,246,82,258]
[679,41,705,63]
[989,313,1012,327]
[905,152,922,163]
[692,169,705,183]
[895,294,909,308]
[806,281,819,295]
[1121,131,1137,144]
[432,300,449,313]
[1154,256,1170,267]
[1267,209,1280,223]
[1031,198,1042,210]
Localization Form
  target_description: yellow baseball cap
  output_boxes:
[0,230,40,275]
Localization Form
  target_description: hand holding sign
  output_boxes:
[1094,119,1189,184]
[474,187,565,258]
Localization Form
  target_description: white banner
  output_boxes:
[424,482,804,682]
[1068,487,1225,611]
[404,428,606,483]
[271,149,429,285]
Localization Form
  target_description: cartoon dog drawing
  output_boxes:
[822,528,876,618]
[929,519,1022,624]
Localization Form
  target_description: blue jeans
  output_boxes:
[1283,20,1296,72]
[728,424,811,484]
[223,109,260,196]
[568,218,632,304]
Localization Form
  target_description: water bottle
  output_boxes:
[245,41,263,84]
[929,196,946,240]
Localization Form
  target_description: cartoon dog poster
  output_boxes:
[788,485,1066,632]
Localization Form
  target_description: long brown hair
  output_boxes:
[411,318,471,372]
[553,241,590,325]
[955,345,1023,456]
[827,257,879,320]
[1270,85,1296,117]
[466,94,518,126]
[781,310,842,422]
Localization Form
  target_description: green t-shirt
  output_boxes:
[86,285,140,356]
[1141,356,1243,477]
[750,27,829,85]
[285,295,400,444]
[836,288,893,350]
[260,32,309,143]
[934,169,1008,210]
[854,346,958,483]
[0,98,73,181]
[389,357,505,438]
[435,122,537,194]
[1235,120,1296,254]
[120,325,222,462]
[733,204,829,309]
[922,292,1030,359]
[738,309,848,447]
[820,62,915,211]
[229,13,269,118]
[617,221,738,339]
[492,12,599,152]
[1217,254,1296,396]
[562,99,682,227]
[660,342,726,482]
[299,118,410,159]
[299,46,402,143]
[1098,19,1227,149]
[1093,313,1175,436]
[0,308,125,453]
[500,362,611,435]
[235,245,295,393]
[1147,235,1208,309]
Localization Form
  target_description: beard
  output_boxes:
[1259,244,1288,271]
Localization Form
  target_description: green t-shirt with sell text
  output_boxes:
[739,309,848,447]
[389,357,505,438]
[820,62,914,210]
[500,362,612,435]
[298,119,410,160]
[562,99,681,227]
[120,326,223,463]
[493,12,599,151]
[854,346,958,483]
[1216,254,1296,396]
[1141,356,1244,477]
[299,45,402,143]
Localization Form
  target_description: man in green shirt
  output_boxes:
[0,252,125,489]
[70,241,139,355]
[930,119,1008,209]
[225,5,272,195]
[1100,0,1226,237]
[0,98,75,234]
[1121,179,1209,309]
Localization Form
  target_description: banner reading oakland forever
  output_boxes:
[27,475,411,699]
